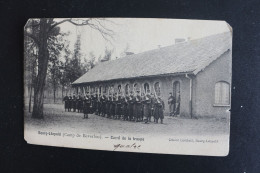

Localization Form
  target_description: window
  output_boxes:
[134,83,140,92]
[118,85,121,92]
[110,85,114,94]
[154,82,161,96]
[104,85,108,94]
[144,83,150,93]
[215,81,230,105]
[99,86,102,94]
[125,84,129,94]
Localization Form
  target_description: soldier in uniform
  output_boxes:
[128,92,134,121]
[77,94,83,113]
[122,94,128,121]
[115,93,122,120]
[101,94,106,117]
[72,93,77,112]
[90,94,94,114]
[68,94,72,112]
[106,94,111,118]
[93,94,98,115]
[97,95,102,116]
[83,94,91,119]
[63,95,69,112]
[134,91,142,122]
[143,92,151,123]
[154,96,165,124]
[168,92,175,116]
[110,93,116,119]
[150,93,156,122]
[141,92,145,121]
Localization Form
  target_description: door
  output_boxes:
[173,81,180,115]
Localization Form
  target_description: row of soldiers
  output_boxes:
[63,90,165,123]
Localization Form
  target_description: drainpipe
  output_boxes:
[185,74,193,119]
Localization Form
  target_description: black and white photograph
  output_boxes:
[24,18,232,156]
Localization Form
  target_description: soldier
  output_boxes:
[97,95,102,116]
[154,96,165,124]
[63,95,69,112]
[101,94,106,117]
[77,94,83,113]
[93,94,98,115]
[141,92,145,121]
[128,92,134,121]
[134,91,142,122]
[83,94,91,119]
[106,94,111,118]
[115,93,122,120]
[146,90,152,122]
[110,93,116,119]
[143,92,151,123]
[150,93,156,122]
[68,94,72,112]
[168,92,175,116]
[122,94,128,121]
[90,94,94,114]
[72,93,77,112]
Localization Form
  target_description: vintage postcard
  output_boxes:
[24,18,232,156]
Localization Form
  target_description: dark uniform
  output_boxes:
[115,96,122,119]
[110,95,116,119]
[106,96,111,118]
[97,96,102,116]
[128,94,134,121]
[93,95,98,115]
[143,94,151,123]
[68,96,72,112]
[72,94,77,112]
[133,93,142,122]
[63,95,69,112]
[154,97,165,124]
[122,95,129,120]
[77,95,83,113]
[101,95,106,116]
[141,93,145,121]
[150,94,156,122]
[83,96,91,119]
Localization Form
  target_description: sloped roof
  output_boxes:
[73,32,232,85]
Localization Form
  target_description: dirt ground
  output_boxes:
[24,103,230,137]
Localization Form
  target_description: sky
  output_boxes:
[58,18,230,61]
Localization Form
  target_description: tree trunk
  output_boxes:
[53,84,56,104]
[61,86,64,102]
[32,19,49,119]
[29,84,33,113]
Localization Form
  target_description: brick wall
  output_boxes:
[193,50,232,118]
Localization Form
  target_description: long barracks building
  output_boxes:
[72,32,232,118]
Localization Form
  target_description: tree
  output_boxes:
[87,52,96,69]
[24,18,114,119]
[24,38,37,112]
[60,44,72,98]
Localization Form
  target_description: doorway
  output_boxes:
[173,81,180,115]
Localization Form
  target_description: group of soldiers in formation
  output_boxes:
[63,89,176,124]
[63,90,180,124]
